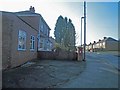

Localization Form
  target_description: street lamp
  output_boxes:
[81,17,84,46]
[79,1,86,61]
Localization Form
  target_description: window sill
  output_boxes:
[30,49,35,51]
[18,49,26,51]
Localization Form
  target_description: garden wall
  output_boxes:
[37,51,77,60]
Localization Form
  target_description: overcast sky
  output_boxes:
[0,0,118,45]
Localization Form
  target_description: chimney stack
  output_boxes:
[104,37,107,40]
[99,39,101,42]
[29,6,35,13]
[93,41,96,43]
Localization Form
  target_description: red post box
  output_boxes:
[77,46,83,61]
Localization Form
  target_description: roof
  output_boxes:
[15,11,51,30]
[106,37,118,41]
[15,11,40,16]
[1,11,38,32]
[101,37,118,42]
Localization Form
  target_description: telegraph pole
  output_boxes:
[83,1,86,61]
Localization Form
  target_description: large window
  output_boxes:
[30,35,35,50]
[18,30,26,50]
[40,38,44,49]
[46,29,49,36]
[40,22,44,32]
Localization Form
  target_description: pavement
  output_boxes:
[2,59,86,88]
[2,52,120,88]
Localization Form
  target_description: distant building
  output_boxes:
[89,43,93,52]
[92,41,97,52]
[87,37,118,52]
[100,37,118,51]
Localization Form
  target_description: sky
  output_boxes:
[0,0,118,46]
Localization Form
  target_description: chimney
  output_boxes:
[29,6,35,13]
[99,39,101,42]
[93,41,96,43]
[104,37,107,40]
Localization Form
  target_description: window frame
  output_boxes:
[18,30,26,51]
[40,38,44,49]
[30,35,35,51]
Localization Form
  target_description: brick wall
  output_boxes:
[2,12,38,69]
[37,51,77,60]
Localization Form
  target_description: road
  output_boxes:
[56,52,119,88]
[3,52,119,88]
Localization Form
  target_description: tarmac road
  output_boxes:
[57,52,119,88]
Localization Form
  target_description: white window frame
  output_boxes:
[40,38,44,49]
[40,22,44,32]
[30,35,35,51]
[47,29,49,36]
[18,30,26,51]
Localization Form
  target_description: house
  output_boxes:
[89,43,93,52]
[2,11,38,69]
[2,6,51,70]
[100,37,118,51]
[92,41,97,52]
[15,6,51,51]
[86,44,89,51]
[48,37,56,51]
[88,37,118,52]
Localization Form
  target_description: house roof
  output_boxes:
[1,11,38,32]
[15,11,40,16]
[49,37,56,43]
[101,37,118,42]
[106,37,117,41]
[15,11,51,30]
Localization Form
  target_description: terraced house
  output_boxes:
[87,37,118,52]
[2,6,52,70]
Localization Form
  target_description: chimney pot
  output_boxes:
[104,37,107,39]
[29,6,35,13]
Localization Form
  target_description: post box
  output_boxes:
[77,46,83,61]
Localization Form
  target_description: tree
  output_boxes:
[54,15,64,44]
[67,19,76,50]
[54,15,76,51]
